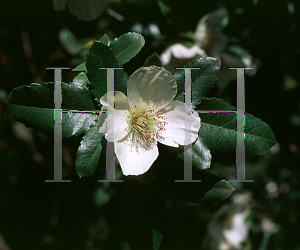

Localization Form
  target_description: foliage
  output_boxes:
[1,1,298,249]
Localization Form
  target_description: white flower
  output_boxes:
[97,66,201,176]
[160,44,206,73]
[203,204,250,250]
[160,8,255,88]
[203,193,252,250]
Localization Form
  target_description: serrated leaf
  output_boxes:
[153,229,163,250]
[200,179,235,201]
[73,72,89,88]
[76,126,103,177]
[178,137,211,170]
[198,98,277,156]
[174,57,220,106]
[109,32,145,66]
[86,41,128,103]
[144,52,163,67]
[62,112,98,138]
[73,62,87,71]
[6,82,97,137]
[99,33,109,46]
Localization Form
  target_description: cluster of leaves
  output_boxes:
[5,32,277,249]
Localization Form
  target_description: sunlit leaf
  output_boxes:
[6,82,97,137]
[86,41,128,103]
[198,98,277,156]
[73,72,89,88]
[76,126,103,177]
[109,32,145,66]
[144,52,163,67]
[73,62,87,71]
[99,33,109,46]
[200,179,235,201]
[178,138,211,170]
[174,57,220,106]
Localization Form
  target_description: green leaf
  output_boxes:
[94,186,112,208]
[73,62,86,71]
[157,0,172,16]
[62,112,98,138]
[86,41,128,103]
[109,32,145,66]
[144,52,163,67]
[99,33,109,46]
[153,229,163,250]
[157,0,178,24]
[0,89,8,102]
[73,72,89,88]
[59,28,90,56]
[200,179,235,201]
[179,31,196,41]
[198,98,277,156]
[73,34,109,71]
[174,57,220,106]
[76,126,104,177]
[6,82,97,137]
[178,138,211,170]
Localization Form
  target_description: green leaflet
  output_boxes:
[6,82,97,137]
[200,179,235,201]
[177,138,212,170]
[144,52,163,67]
[174,57,220,106]
[153,229,163,250]
[198,98,277,155]
[86,41,128,103]
[73,62,86,71]
[76,126,104,177]
[109,32,145,66]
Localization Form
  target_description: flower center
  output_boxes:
[126,101,167,145]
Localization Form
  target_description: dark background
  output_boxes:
[0,0,300,249]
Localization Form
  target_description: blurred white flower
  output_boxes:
[261,218,280,234]
[161,44,206,73]
[97,66,201,176]
[265,181,279,198]
[203,193,252,250]
[194,8,228,57]
[53,0,107,21]
[161,8,255,90]
[203,204,250,250]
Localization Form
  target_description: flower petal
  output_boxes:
[157,100,200,147]
[100,91,129,110]
[98,91,130,142]
[96,106,107,134]
[105,107,129,142]
[194,8,228,55]
[127,66,177,109]
[161,44,206,63]
[160,44,206,73]
[115,137,159,176]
